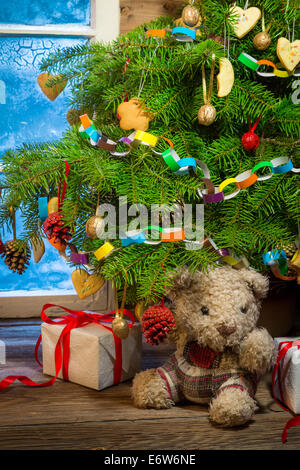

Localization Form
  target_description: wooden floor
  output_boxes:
[0,319,299,450]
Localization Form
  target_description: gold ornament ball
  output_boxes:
[112,316,130,339]
[85,215,104,239]
[181,5,200,27]
[253,31,271,51]
[198,104,217,126]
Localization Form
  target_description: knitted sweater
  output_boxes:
[157,342,258,404]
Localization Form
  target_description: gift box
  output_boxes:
[42,314,142,390]
[274,337,300,414]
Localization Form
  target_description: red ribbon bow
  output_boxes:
[0,304,135,392]
[272,339,300,443]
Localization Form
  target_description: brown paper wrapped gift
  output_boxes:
[42,318,142,390]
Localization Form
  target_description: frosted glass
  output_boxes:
[0,36,87,154]
[0,36,87,294]
[0,0,90,26]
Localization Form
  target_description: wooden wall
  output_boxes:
[120,0,184,34]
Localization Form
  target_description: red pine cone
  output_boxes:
[142,305,176,345]
[0,239,4,254]
[43,212,72,244]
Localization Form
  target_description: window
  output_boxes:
[0,0,119,316]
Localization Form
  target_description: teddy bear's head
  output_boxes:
[167,266,269,352]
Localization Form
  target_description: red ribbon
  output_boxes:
[272,339,300,443]
[0,304,135,392]
[57,160,69,212]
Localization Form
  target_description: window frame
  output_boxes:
[0,0,120,317]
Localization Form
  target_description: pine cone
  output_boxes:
[43,212,72,244]
[1,240,31,275]
[142,305,176,345]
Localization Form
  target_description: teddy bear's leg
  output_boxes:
[209,385,257,427]
[132,369,173,409]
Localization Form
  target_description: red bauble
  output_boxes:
[241,131,260,151]
[241,113,262,152]
[142,305,176,345]
[43,212,72,244]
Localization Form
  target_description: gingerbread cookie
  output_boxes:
[217,58,234,97]
[117,98,152,131]
[277,38,300,72]
[230,6,261,39]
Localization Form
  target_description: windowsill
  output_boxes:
[0,290,76,297]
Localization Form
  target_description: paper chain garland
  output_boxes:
[262,249,297,281]
[238,52,300,78]
[79,114,299,205]
[145,27,201,43]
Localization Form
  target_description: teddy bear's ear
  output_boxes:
[167,267,196,302]
[239,268,269,299]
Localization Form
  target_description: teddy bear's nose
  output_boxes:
[217,325,236,337]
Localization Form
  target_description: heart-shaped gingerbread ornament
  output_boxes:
[37,72,67,101]
[230,6,261,39]
[277,38,300,72]
[72,268,105,299]
[117,98,152,131]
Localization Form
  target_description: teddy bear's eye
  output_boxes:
[201,306,209,315]
[240,306,247,314]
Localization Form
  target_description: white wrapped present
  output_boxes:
[274,337,300,414]
[42,314,142,391]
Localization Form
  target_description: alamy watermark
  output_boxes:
[97,197,204,250]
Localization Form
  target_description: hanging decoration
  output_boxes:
[198,54,217,126]
[112,269,130,339]
[230,3,261,39]
[238,51,300,77]
[253,9,271,50]
[47,197,59,215]
[31,235,45,263]
[117,98,153,131]
[43,161,71,252]
[241,113,262,151]
[277,38,300,73]
[72,268,105,300]
[216,57,235,97]
[262,249,297,282]
[181,1,200,27]
[38,197,48,223]
[85,214,105,240]
[1,208,31,275]
[142,299,176,345]
[37,73,67,101]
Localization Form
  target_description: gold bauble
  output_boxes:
[47,197,59,215]
[135,301,145,322]
[181,5,200,27]
[85,215,104,239]
[198,104,217,126]
[253,31,271,51]
[112,316,130,339]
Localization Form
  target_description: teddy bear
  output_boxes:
[132,266,276,427]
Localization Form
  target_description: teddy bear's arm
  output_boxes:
[238,328,276,376]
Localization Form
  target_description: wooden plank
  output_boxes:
[0,413,298,450]
[120,0,183,35]
[0,319,299,450]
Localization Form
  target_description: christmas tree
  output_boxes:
[0,0,299,308]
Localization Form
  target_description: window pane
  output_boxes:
[0,0,91,26]
[0,36,87,154]
[0,36,87,295]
